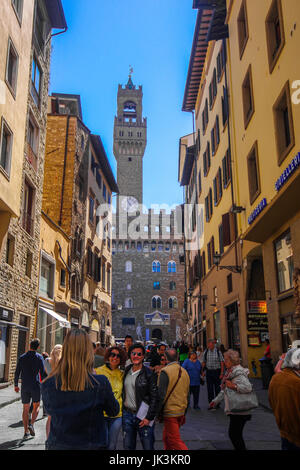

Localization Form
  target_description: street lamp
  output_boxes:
[213,251,242,274]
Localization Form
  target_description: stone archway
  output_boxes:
[152,329,162,341]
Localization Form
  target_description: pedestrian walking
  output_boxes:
[95,346,127,450]
[268,347,300,450]
[93,342,105,369]
[157,348,190,450]
[14,338,47,440]
[41,329,119,450]
[124,335,134,367]
[182,351,202,409]
[122,343,158,450]
[209,349,258,451]
[202,338,225,408]
[44,345,62,439]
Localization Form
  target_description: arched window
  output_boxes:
[151,241,156,252]
[152,261,161,273]
[131,242,136,250]
[124,241,129,251]
[152,296,162,309]
[165,242,170,252]
[169,297,178,309]
[125,298,133,308]
[125,261,132,272]
[172,242,177,253]
[158,242,164,252]
[118,242,123,252]
[137,242,142,252]
[168,261,176,273]
[143,241,149,252]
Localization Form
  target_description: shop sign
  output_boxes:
[0,307,13,322]
[247,301,267,314]
[275,151,300,192]
[248,198,267,225]
[247,314,269,332]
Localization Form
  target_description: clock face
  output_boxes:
[121,196,138,213]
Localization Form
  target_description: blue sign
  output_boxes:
[248,198,267,225]
[275,152,300,192]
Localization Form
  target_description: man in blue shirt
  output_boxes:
[14,338,47,439]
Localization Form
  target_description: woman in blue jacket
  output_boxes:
[41,329,119,450]
[182,351,202,409]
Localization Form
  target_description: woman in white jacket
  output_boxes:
[209,349,256,450]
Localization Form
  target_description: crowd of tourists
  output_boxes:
[13,330,300,451]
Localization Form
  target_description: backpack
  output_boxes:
[203,348,222,363]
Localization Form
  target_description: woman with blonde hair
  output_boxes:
[41,329,119,450]
[44,345,62,438]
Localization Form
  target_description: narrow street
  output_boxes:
[0,385,280,451]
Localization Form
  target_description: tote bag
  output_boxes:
[225,388,259,413]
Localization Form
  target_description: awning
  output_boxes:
[0,320,29,332]
[40,307,71,329]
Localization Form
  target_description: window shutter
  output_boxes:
[216,115,220,144]
[222,212,231,247]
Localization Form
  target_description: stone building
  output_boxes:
[180,0,300,375]
[0,0,67,383]
[112,75,186,345]
[42,94,118,350]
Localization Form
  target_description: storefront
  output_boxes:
[0,306,30,382]
[37,302,70,354]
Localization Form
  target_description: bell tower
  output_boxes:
[113,71,147,212]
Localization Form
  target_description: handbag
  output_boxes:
[158,367,182,423]
[225,387,259,413]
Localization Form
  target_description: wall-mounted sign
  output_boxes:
[248,198,267,225]
[0,307,13,322]
[247,301,267,314]
[275,151,300,192]
[247,314,269,332]
[248,333,261,347]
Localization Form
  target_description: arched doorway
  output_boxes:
[152,329,162,341]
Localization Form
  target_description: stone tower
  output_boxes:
[113,74,147,213]
[111,75,185,345]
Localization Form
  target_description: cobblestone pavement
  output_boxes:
[0,383,281,451]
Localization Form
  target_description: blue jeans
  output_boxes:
[105,417,122,450]
[281,438,300,451]
[122,410,155,450]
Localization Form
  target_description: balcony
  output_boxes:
[26,143,38,172]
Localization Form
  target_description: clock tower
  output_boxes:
[113,72,147,215]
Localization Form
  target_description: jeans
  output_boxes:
[122,410,155,450]
[163,416,188,450]
[105,417,122,450]
[206,369,221,403]
[281,438,300,451]
[228,414,251,450]
[189,385,200,408]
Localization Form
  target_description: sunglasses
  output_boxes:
[131,352,143,357]
[110,352,121,359]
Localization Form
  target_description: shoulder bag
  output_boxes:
[225,387,259,413]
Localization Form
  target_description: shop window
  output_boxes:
[247,141,261,205]
[273,81,295,165]
[237,0,249,59]
[242,65,255,129]
[266,0,285,73]
[275,230,294,294]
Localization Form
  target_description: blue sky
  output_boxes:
[49,0,197,209]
